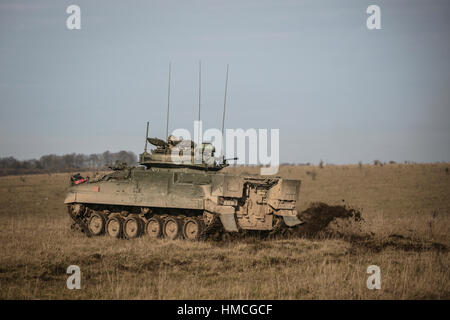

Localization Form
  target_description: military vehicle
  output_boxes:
[65,126,302,240]
[64,64,302,240]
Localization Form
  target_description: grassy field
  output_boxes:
[0,163,449,299]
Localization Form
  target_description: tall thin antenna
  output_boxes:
[221,64,229,137]
[198,60,201,122]
[165,62,171,141]
[144,121,149,152]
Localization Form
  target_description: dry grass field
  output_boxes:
[0,163,449,299]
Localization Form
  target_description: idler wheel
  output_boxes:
[106,216,124,238]
[145,217,163,239]
[88,213,106,236]
[123,216,143,239]
[183,217,204,240]
[163,217,182,240]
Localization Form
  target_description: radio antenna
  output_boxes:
[221,64,229,137]
[198,60,202,122]
[196,60,202,147]
[165,62,172,141]
[144,121,149,152]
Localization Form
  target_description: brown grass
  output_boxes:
[0,164,449,299]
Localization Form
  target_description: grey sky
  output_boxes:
[0,0,449,164]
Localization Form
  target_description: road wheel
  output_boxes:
[145,216,163,239]
[106,217,123,238]
[88,213,106,236]
[183,217,204,240]
[163,217,182,240]
[123,216,143,239]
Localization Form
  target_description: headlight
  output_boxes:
[219,198,238,206]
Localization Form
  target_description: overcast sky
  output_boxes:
[0,0,449,164]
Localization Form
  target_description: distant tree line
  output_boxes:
[0,151,137,176]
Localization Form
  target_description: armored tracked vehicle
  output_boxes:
[65,127,302,240]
